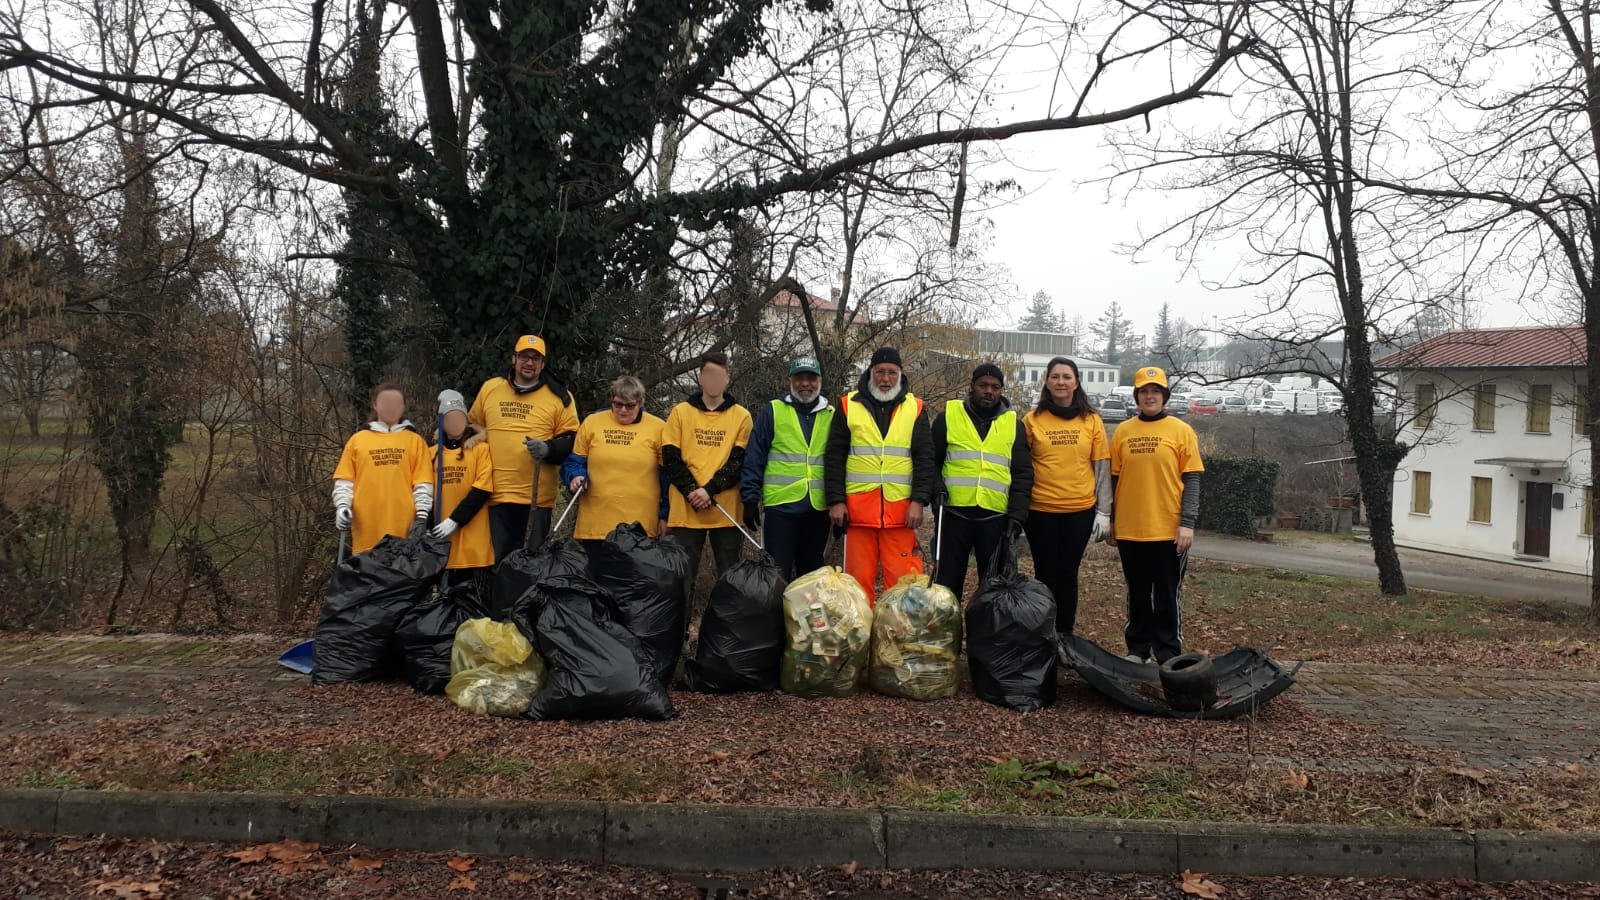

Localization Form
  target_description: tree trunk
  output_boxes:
[1587,289,1600,623]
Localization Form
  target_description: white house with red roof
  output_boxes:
[1376,325,1592,574]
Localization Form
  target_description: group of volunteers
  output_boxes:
[330,335,1203,665]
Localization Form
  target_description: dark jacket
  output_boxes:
[823,373,936,509]
[741,393,832,516]
[931,395,1034,522]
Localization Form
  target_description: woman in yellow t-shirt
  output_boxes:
[331,384,434,555]
[1107,365,1204,665]
[1022,357,1111,641]
[561,375,669,549]
[428,390,496,584]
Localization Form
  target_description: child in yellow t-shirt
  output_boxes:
[331,384,434,554]
[428,390,496,580]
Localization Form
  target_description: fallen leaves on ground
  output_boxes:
[347,857,384,871]
[1283,771,1310,791]
[447,874,477,891]
[88,877,166,898]
[447,855,476,872]
[1180,868,1227,898]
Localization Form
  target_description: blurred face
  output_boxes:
[698,362,729,398]
[441,409,468,439]
[789,372,821,403]
[871,364,901,394]
[372,389,405,425]
[1136,383,1166,415]
[1046,364,1077,402]
[512,350,544,384]
[970,375,1003,409]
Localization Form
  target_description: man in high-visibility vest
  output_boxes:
[823,347,936,603]
[741,356,833,581]
[931,363,1034,600]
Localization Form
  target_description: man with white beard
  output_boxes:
[822,347,936,604]
[740,356,834,580]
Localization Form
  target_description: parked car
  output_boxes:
[1320,395,1344,413]
[1248,398,1288,416]
[1188,398,1220,416]
[1099,398,1129,422]
[1221,396,1248,414]
[1164,397,1189,416]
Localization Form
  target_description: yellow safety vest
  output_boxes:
[763,400,833,510]
[942,400,1015,513]
[844,391,918,502]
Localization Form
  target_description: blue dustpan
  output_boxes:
[277,639,314,674]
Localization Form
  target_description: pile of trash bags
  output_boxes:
[589,523,690,685]
[869,574,961,701]
[511,546,676,721]
[307,517,1077,719]
[681,554,787,693]
[446,618,547,716]
[394,582,489,694]
[312,530,450,686]
[780,566,873,698]
[965,547,1058,712]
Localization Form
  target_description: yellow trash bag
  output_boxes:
[779,566,873,698]
[445,618,547,717]
[869,574,961,701]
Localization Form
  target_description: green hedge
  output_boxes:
[1197,456,1279,537]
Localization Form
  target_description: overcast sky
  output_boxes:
[971,26,1542,341]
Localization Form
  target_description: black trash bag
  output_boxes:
[394,581,490,694]
[681,554,787,693]
[512,572,676,721]
[490,535,589,619]
[312,530,450,686]
[965,543,1058,712]
[590,522,691,686]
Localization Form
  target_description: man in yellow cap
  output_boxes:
[468,334,580,561]
[1107,365,1204,665]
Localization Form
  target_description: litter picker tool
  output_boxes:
[711,500,762,551]
[550,482,586,536]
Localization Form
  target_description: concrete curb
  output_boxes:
[1,789,1595,882]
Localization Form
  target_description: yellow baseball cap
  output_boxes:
[1133,366,1168,390]
[513,334,547,356]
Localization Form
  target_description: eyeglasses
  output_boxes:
[514,353,543,363]
[610,400,640,411]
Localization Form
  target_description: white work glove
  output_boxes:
[524,437,549,460]
[1090,512,1111,543]
[430,518,459,539]
[335,506,352,531]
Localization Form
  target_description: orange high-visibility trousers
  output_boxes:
[843,525,923,605]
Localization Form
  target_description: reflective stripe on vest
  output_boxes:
[762,399,833,510]
[942,400,1016,513]
[843,391,918,501]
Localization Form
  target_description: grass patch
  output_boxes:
[20,769,93,790]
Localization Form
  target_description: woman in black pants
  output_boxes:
[1021,357,1112,643]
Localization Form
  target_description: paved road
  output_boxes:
[1190,532,1590,606]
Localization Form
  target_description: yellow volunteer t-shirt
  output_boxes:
[469,378,580,508]
[572,410,666,540]
[332,428,432,554]
[1110,414,1204,542]
[1023,408,1110,513]
[434,441,495,569]
[663,400,752,529]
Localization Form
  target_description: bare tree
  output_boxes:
[1111,0,1467,595]
[1362,0,1600,619]
[0,0,1254,395]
